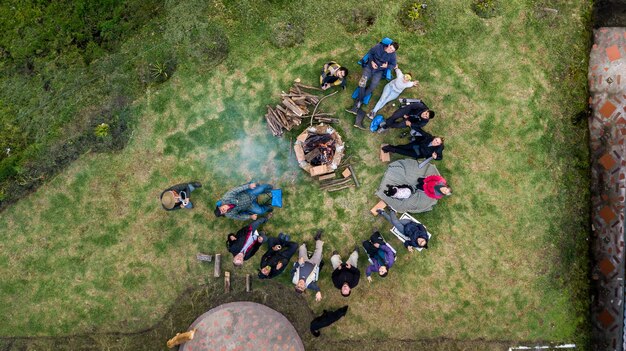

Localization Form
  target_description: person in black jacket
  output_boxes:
[378,208,429,252]
[258,233,298,279]
[381,131,444,161]
[331,246,360,297]
[376,100,435,134]
[310,306,348,337]
[160,182,202,210]
[227,217,269,266]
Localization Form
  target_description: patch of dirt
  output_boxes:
[594,0,626,27]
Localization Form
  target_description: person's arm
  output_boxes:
[225,209,254,221]
[281,241,299,259]
[307,281,321,292]
[395,68,403,80]
[365,264,375,277]
[433,145,443,160]
[249,217,268,233]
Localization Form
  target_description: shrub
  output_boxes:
[339,8,377,34]
[398,2,434,34]
[94,123,110,138]
[269,21,305,48]
[471,0,500,19]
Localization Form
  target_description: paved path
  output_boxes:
[180,301,305,351]
[589,27,626,351]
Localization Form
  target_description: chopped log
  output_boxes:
[196,253,212,262]
[246,274,252,292]
[304,148,322,163]
[327,184,355,192]
[370,200,387,216]
[214,254,221,278]
[347,164,360,188]
[318,173,336,181]
[167,329,197,348]
[295,82,323,91]
[224,271,230,293]
[342,168,351,178]
[282,98,305,116]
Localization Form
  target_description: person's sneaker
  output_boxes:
[399,98,407,104]
[376,127,387,134]
[376,209,385,215]
[353,124,367,130]
[367,112,374,120]
[332,250,338,256]
[314,229,323,241]
[191,182,202,188]
[345,106,359,115]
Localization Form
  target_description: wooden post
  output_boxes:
[245,274,252,292]
[224,271,231,293]
[214,254,221,278]
[347,164,360,188]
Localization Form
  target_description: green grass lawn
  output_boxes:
[0,0,591,346]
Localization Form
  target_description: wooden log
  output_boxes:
[295,82,323,91]
[304,148,322,163]
[318,173,336,181]
[224,271,230,293]
[327,184,355,192]
[320,178,352,189]
[196,253,212,262]
[245,274,251,292]
[370,200,387,216]
[214,254,221,277]
[167,329,197,348]
[282,98,305,116]
[347,164,360,188]
[342,168,351,178]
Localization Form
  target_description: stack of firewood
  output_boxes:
[264,82,339,137]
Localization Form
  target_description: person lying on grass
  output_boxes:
[227,216,271,266]
[381,131,444,161]
[376,99,435,134]
[367,68,417,120]
[320,61,348,90]
[417,175,452,200]
[362,231,396,282]
[292,230,324,302]
[160,182,202,210]
[258,233,298,279]
[377,208,429,252]
[214,182,274,221]
[331,246,361,297]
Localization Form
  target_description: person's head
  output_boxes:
[417,237,429,248]
[383,185,398,197]
[421,110,435,120]
[233,253,244,266]
[295,279,306,293]
[161,191,178,210]
[378,265,388,277]
[440,186,452,196]
[432,137,444,146]
[260,265,271,276]
[337,67,348,78]
[403,73,412,83]
[341,282,351,297]
[385,42,399,53]
[214,204,231,217]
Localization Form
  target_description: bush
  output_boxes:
[398,2,435,34]
[471,0,500,19]
[339,8,377,34]
[269,21,305,48]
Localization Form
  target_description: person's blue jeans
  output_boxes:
[246,184,273,215]
[355,66,384,106]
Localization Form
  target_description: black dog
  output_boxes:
[310,305,348,337]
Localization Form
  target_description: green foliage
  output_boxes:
[399,1,435,33]
[471,0,500,19]
[94,123,110,138]
[269,21,305,49]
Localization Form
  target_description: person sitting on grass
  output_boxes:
[258,233,298,279]
[382,184,415,199]
[362,231,396,282]
[331,246,361,297]
[377,208,429,252]
[376,100,435,134]
[160,182,202,210]
[214,182,274,221]
[417,175,452,200]
[381,131,444,161]
[347,39,399,116]
[367,68,417,119]
[227,216,271,266]
[292,230,324,302]
[320,61,348,90]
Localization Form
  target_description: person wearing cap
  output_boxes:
[381,130,444,161]
[347,39,400,119]
[160,182,202,210]
[258,233,298,279]
[214,182,274,221]
[320,61,349,90]
[377,208,429,252]
[376,99,435,134]
[292,230,324,301]
[416,174,452,200]
[227,217,270,266]
[330,247,360,297]
[367,68,417,119]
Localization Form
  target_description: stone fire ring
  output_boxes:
[180,301,305,351]
[293,124,345,177]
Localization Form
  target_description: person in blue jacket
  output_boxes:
[347,39,400,126]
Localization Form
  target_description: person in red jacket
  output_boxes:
[417,175,452,199]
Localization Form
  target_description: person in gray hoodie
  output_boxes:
[292,230,324,301]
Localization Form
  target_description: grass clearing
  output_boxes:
[0,0,591,347]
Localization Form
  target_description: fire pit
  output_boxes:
[294,124,345,176]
